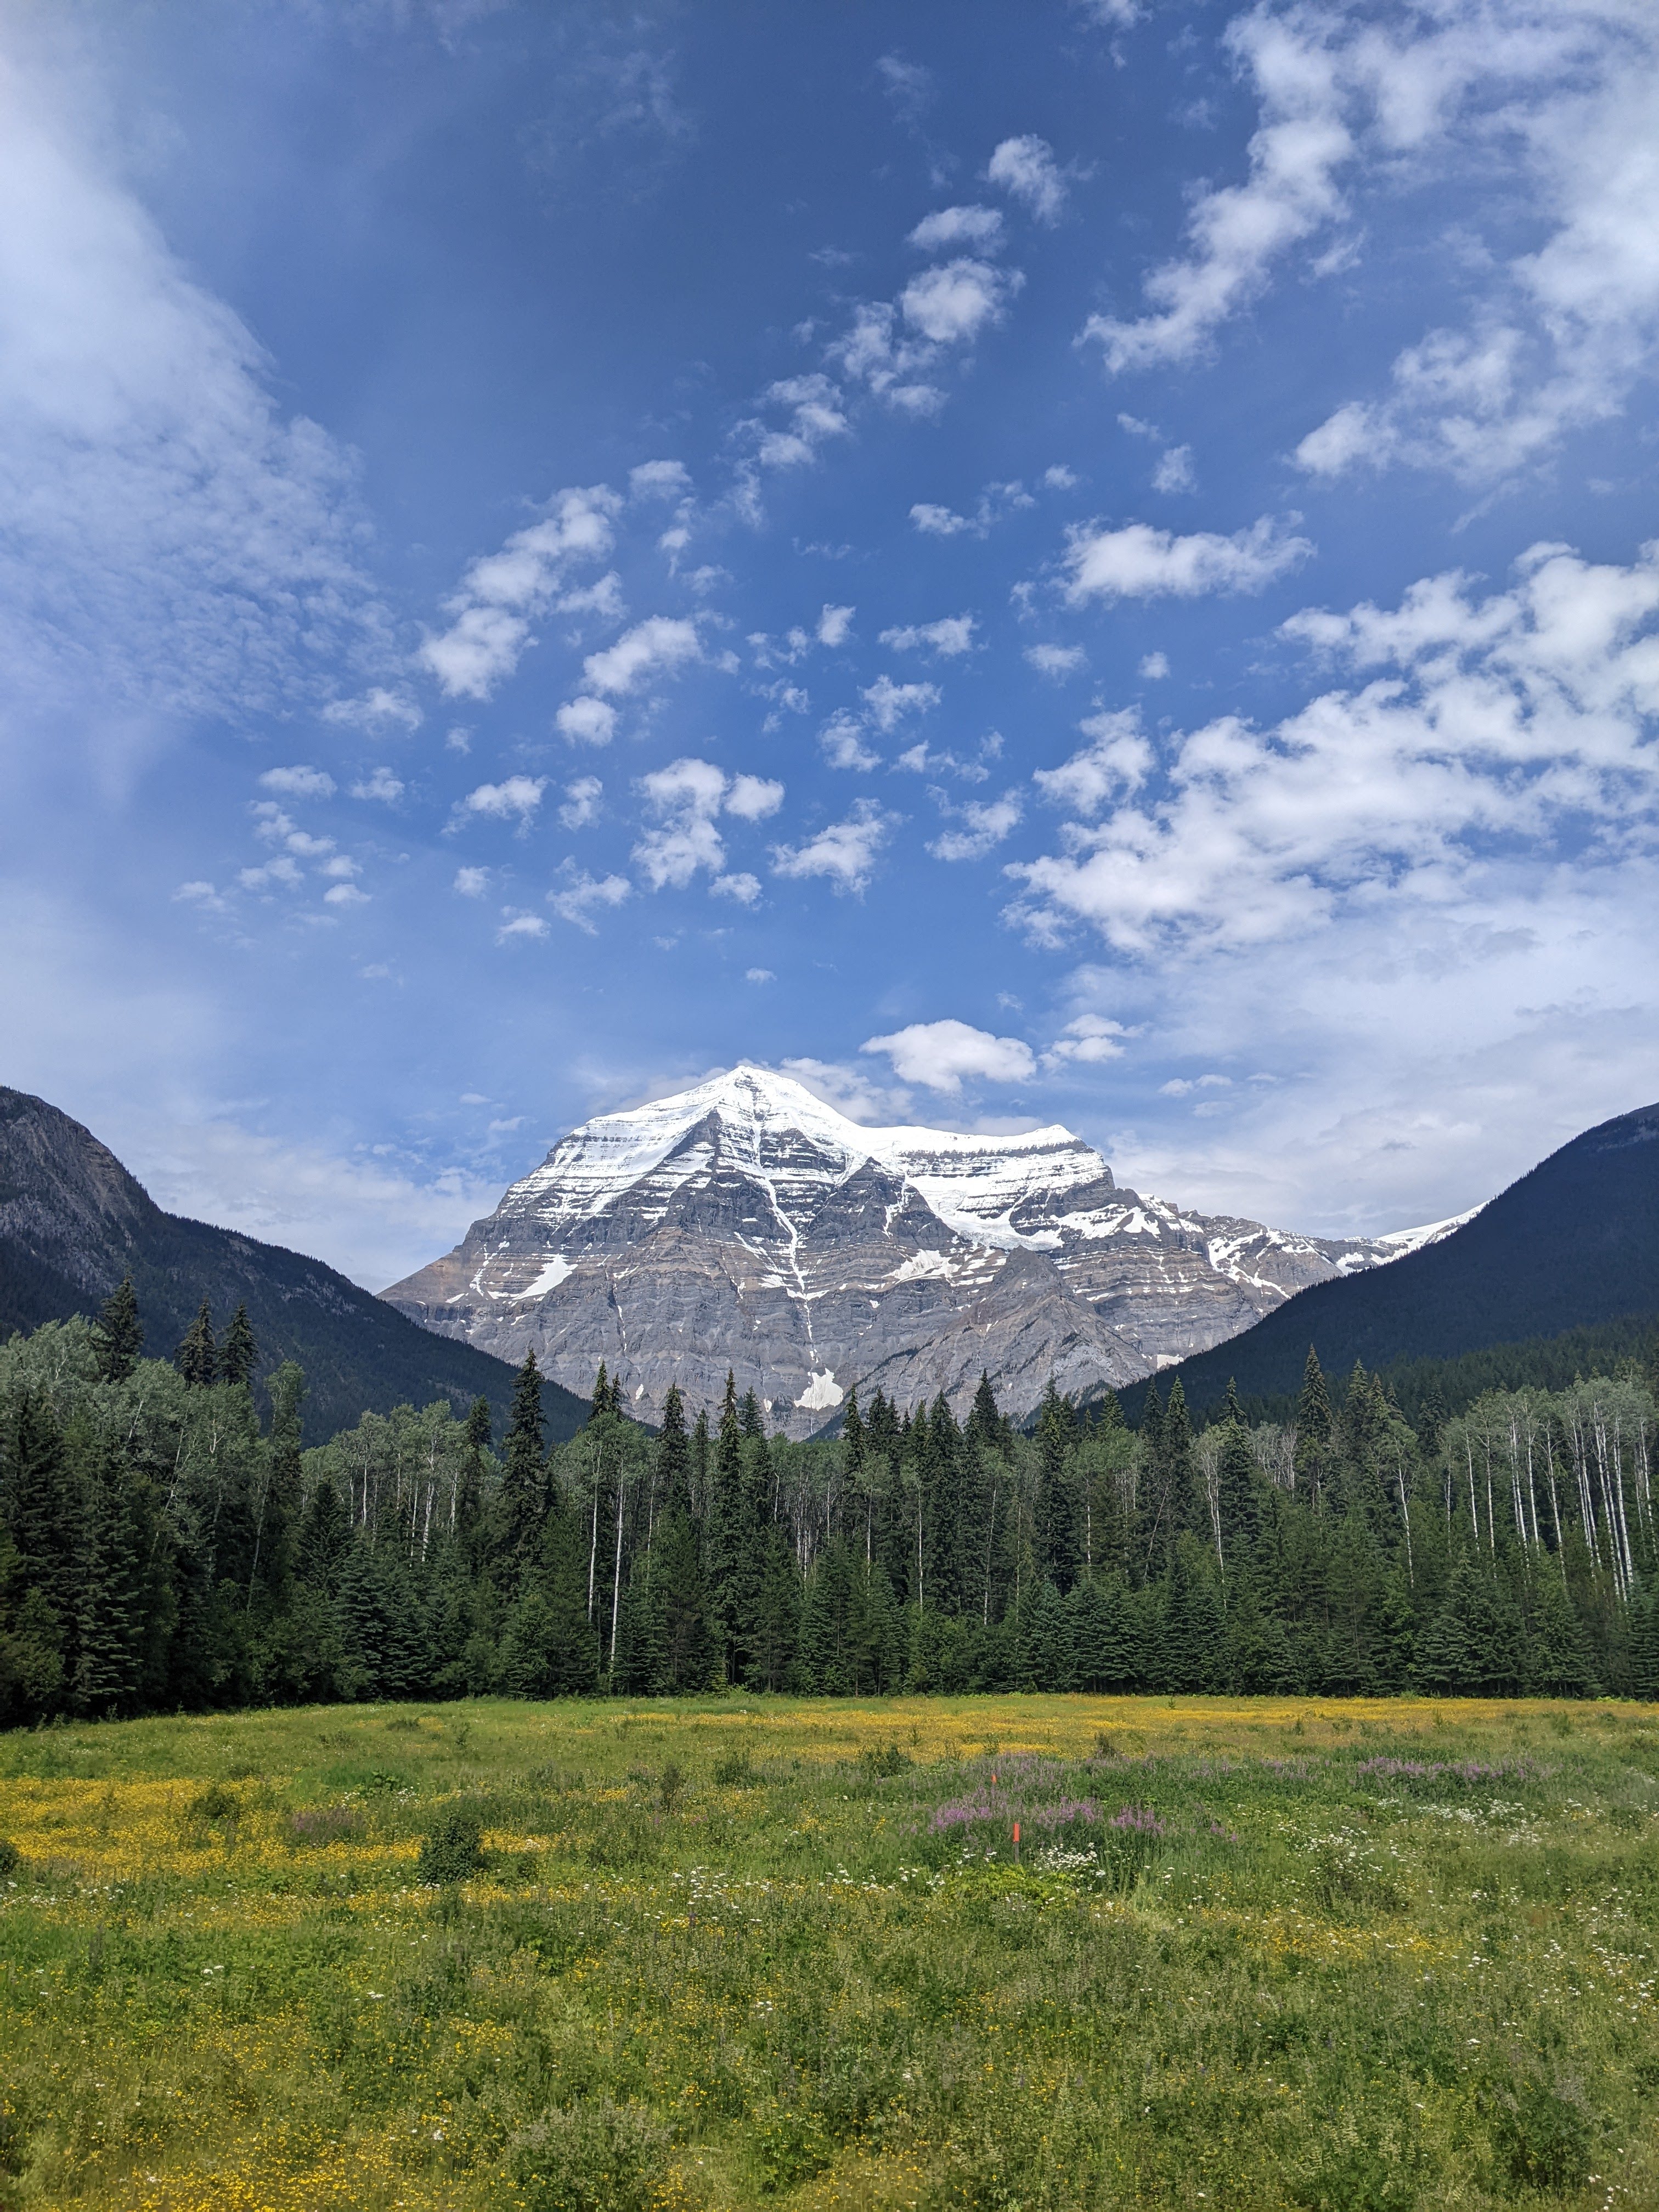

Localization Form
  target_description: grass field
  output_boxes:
[1,1697,1655,2211]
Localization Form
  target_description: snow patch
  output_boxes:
[890,1250,957,1282]
[795,1368,844,1412]
[520,1255,575,1299]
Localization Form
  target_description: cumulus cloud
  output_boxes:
[1063,516,1312,602]
[899,258,1022,346]
[629,459,692,500]
[1025,643,1088,680]
[746,967,775,983]
[453,866,489,896]
[928,793,1023,862]
[748,373,851,470]
[817,603,855,647]
[350,766,403,803]
[1034,708,1156,812]
[862,675,941,732]
[496,911,550,944]
[580,613,701,695]
[1008,538,1659,955]
[558,776,603,830]
[986,135,1069,223]
[820,710,881,774]
[548,867,630,933]
[1042,1015,1130,1070]
[419,484,620,698]
[862,1018,1036,1092]
[771,799,894,894]
[455,775,548,828]
[1139,651,1170,680]
[1152,444,1195,493]
[879,613,977,657]
[631,759,782,891]
[556,696,618,747]
[258,764,335,799]
[908,205,1005,252]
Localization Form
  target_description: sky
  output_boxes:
[3,0,1658,1288]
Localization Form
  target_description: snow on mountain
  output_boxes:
[383,1063,1457,1436]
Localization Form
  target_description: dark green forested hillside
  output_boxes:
[2,1274,1655,1723]
[0,1085,586,1442]
[1144,1100,1659,1416]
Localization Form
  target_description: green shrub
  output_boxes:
[416,1805,484,1886]
[860,1742,911,1779]
[1489,2078,1592,2193]
[713,1748,755,1786]
[0,1840,19,1882]
[507,2096,671,2212]
[754,2103,834,2194]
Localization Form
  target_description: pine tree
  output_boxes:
[498,1351,548,1588]
[176,1299,217,1387]
[93,1277,144,1384]
[1294,1348,1334,1506]
[1216,1419,1261,1562]
[218,1304,258,1390]
[1035,1378,1079,1594]
[297,1480,351,1594]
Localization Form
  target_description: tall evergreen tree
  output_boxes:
[93,1277,144,1384]
[498,1350,548,1588]
[218,1304,258,1390]
[175,1299,217,1387]
[1294,1348,1335,1506]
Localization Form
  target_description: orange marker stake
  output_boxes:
[1012,1820,1020,1866]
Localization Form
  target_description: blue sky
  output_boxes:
[4,0,1658,1285]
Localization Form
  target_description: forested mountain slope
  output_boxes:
[1136,1102,1659,1418]
[0,1087,586,1441]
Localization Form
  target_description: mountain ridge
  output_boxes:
[384,1063,1460,1435]
[0,1086,588,1443]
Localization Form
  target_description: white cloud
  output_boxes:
[319,855,358,880]
[556,696,618,747]
[911,502,978,538]
[862,1018,1036,1092]
[556,571,625,621]
[496,911,550,944]
[877,53,935,124]
[1161,1074,1231,1097]
[630,758,780,890]
[820,710,881,773]
[1034,707,1156,813]
[1152,444,1195,493]
[1025,642,1088,680]
[1043,464,1079,490]
[928,793,1023,862]
[323,687,422,733]
[986,135,1069,223]
[908,205,1005,252]
[580,613,701,695]
[749,372,851,470]
[453,866,489,896]
[323,881,368,907]
[259,764,336,799]
[238,856,303,891]
[419,484,620,698]
[746,967,775,984]
[548,867,630,933]
[558,776,603,829]
[1008,538,1659,956]
[456,775,548,827]
[817,603,855,647]
[907,481,1033,538]
[1139,651,1170,680]
[1082,1,1659,487]
[879,613,977,657]
[725,772,785,821]
[174,880,225,912]
[350,766,403,803]
[0,53,384,771]
[862,675,941,732]
[771,799,894,894]
[899,258,1022,346]
[629,458,692,500]
[1063,516,1312,602]
[1042,1015,1130,1070]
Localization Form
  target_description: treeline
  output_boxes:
[2,1282,1657,1722]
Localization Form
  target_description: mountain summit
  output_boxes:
[384,1064,1456,1434]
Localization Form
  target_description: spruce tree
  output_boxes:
[1294,1348,1334,1506]
[218,1304,258,1390]
[498,1350,548,1588]
[176,1299,217,1387]
[1215,1419,1261,1561]
[93,1277,144,1384]
[1035,1378,1079,1594]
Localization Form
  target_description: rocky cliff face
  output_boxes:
[383,1065,1463,1436]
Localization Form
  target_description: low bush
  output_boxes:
[416,1804,484,1886]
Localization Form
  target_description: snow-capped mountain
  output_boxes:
[382,1064,1466,1436]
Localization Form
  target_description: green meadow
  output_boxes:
[1,1695,1655,2212]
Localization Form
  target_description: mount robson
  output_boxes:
[385,1065,1467,1438]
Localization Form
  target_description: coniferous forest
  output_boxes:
[2,1278,1657,1726]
